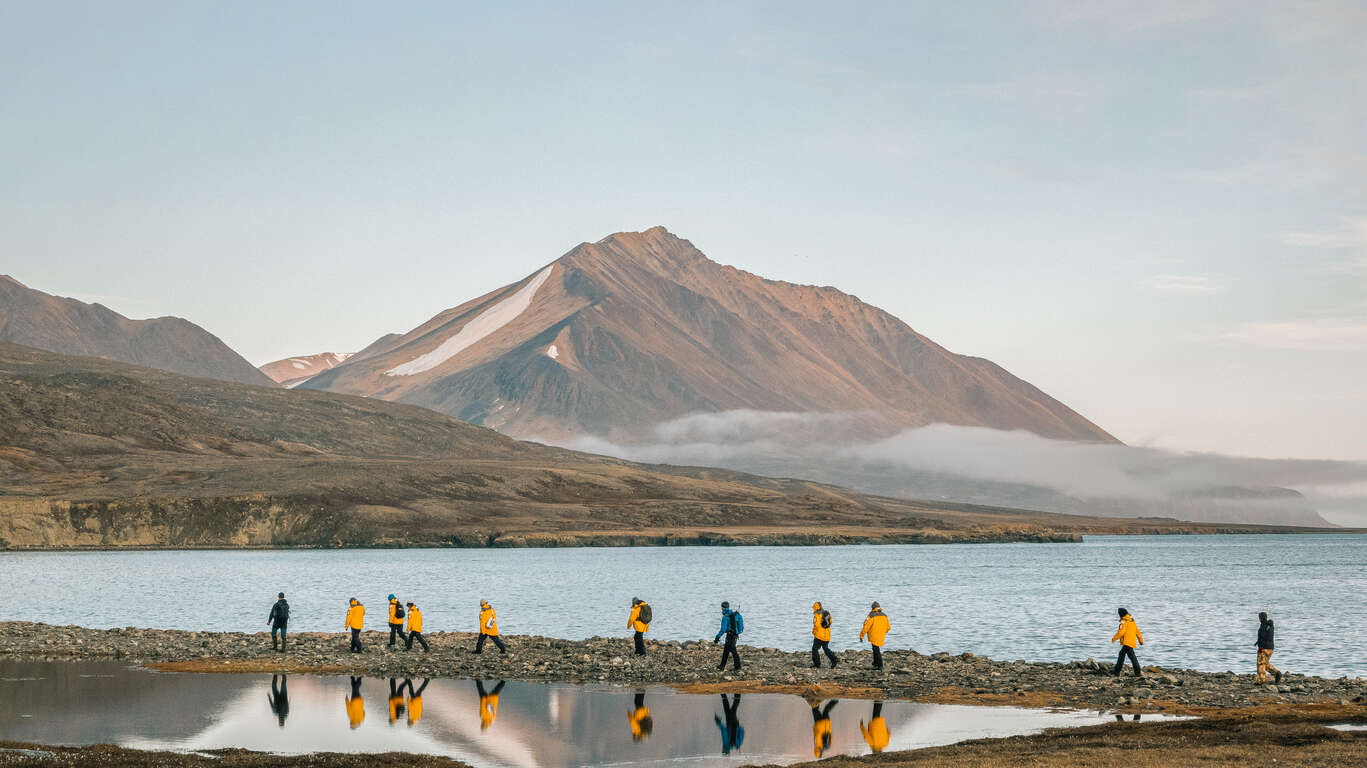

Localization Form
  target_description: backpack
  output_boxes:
[820,610,831,629]
[637,603,652,625]
[731,611,744,635]
[394,603,405,620]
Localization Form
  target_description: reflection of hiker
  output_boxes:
[268,593,290,652]
[405,602,428,652]
[1111,607,1144,677]
[345,598,365,653]
[403,678,429,726]
[346,676,365,729]
[476,680,506,730]
[387,595,407,648]
[267,674,289,728]
[387,677,406,724]
[859,602,890,669]
[860,701,889,753]
[475,600,506,654]
[1255,612,1282,685]
[808,698,838,758]
[713,693,744,755]
[811,602,837,668]
[627,691,653,742]
[713,602,743,671]
[628,598,651,656]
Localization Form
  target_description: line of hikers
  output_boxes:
[272,593,1286,682]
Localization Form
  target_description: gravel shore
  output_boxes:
[2,622,1363,713]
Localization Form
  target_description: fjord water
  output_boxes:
[0,660,1181,765]
[0,535,1362,678]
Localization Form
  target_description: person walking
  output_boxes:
[267,592,290,652]
[267,674,289,728]
[811,602,838,668]
[345,598,365,653]
[713,601,743,672]
[387,678,406,724]
[1111,607,1144,677]
[627,691,653,741]
[346,676,365,729]
[628,598,651,656]
[403,678,430,726]
[476,679,505,730]
[860,701,890,753]
[405,602,429,652]
[1255,611,1282,685]
[859,602,891,669]
[714,693,744,755]
[807,698,838,758]
[475,600,506,654]
[387,595,407,648]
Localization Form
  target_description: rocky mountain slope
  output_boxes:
[303,227,1116,443]
[259,352,353,387]
[0,275,274,387]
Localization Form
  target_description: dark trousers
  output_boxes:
[406,631,429,651]
[388,622,407,646]
[271,624,287,649]
[811,638,837,667]
[633,631,646,655]
[872,644,884,668]
[475,633,506,654]
[718,632,741,670]
[349,628,362,653]
[1114,644,1141,676]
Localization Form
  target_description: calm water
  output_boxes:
[0,535,1362,677]
[0,661,1180,765]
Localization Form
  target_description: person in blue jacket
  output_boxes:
[714,693,744,754]
[713,601,743,671]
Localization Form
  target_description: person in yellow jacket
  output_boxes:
[859,602,891,669]
[807,697,837,758]
[404,602,428,652]
[404,678,429,726]
[627,691,653,741]
[628,597,650,656]
[811,602,838,668]
[345,598,365,653]
[387,595,408,648]
[475,600,506,654]
[476,679,505,730]
[1111,607,1144,677]
[345,676,365,730]
[387,677,406,724]
[860,701,890,753]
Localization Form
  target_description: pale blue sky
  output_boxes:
[2,1,1364,460]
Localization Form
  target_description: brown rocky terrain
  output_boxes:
[259,352,354,388]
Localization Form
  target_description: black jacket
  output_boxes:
[269,599,290,627]
[1256,618,1274,650]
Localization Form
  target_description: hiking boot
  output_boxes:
[1274,670,1282,684]
[831,657,838,668]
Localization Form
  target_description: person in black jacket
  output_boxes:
[268,674,289,727]
[1256,611,1282,684]
[267,593,289,651]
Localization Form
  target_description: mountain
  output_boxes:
[303,227,1116,443]
[0,343,1276,549]
[259,352,354,388]
[0,275,274,387]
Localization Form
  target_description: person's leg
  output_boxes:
[1256,648,1268,682]
[812,637,822,667]
[1113,646,1126,675]
[872,701,883,719]
[634,631,645,655]
[727,636,741,670]
[280,625,286,651]
[822,640,838,666]
[1267,650,1281,683]
[475,633,487,653]
[492,635,506,653]
[416,632,429,652]
[872,644,883,669]
[271,625,280,650]
[1127,646,1141,676]
[350,628,362,652]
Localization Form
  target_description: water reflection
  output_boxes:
[0,660,1190,767]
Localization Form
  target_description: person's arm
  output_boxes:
[714,616,725,643]
[628,606,638,629]
[1137,626,1144,646]
[1111,625,1121,643]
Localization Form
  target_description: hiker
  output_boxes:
[403,678,429,726]
[808,698,838,758]
[1256,611,1282,685]
[475,600,506,654]
[387,677,406,724]
[811,601,838,668]
[267,592,290,652]
[860,701,890,753]
[345,598,365,653]
[627,691,653,742]
[387,595,407,647]
[628,597,651,656]
[476,680,505,731]
[1111,607,1144,677]
[405,602,428,652]
[859,602,891,669]
[346,676,365,729]
[714,693,744,755]
[267,674,289,728]
[713,601,743,671]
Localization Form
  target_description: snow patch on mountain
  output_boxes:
[385,265,555,377]
[546,344,559,360]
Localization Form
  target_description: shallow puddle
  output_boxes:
[0,661,1185,766]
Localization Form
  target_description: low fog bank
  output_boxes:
[557,411,1367,528]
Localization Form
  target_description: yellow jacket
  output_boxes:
[479,603,499,636]
[388,598,402,625]
[812,603,831,642]
[388,693,403,724]
[813,716,832,758]
[1112,615,1143,648]
[629,705,652,741]
[480,691,500,730]
[345,600,365,630]
[628,603,649,633]
[407,607,423,634]
[346,694,365,729]
[861,717,890,752]
[860,610,890,647]
[407,694,423,725]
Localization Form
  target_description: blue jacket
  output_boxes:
[714,609,740,642]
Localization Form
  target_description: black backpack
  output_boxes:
[394,603,405,620]
[637,603,652,625]
[820,610,831,629]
